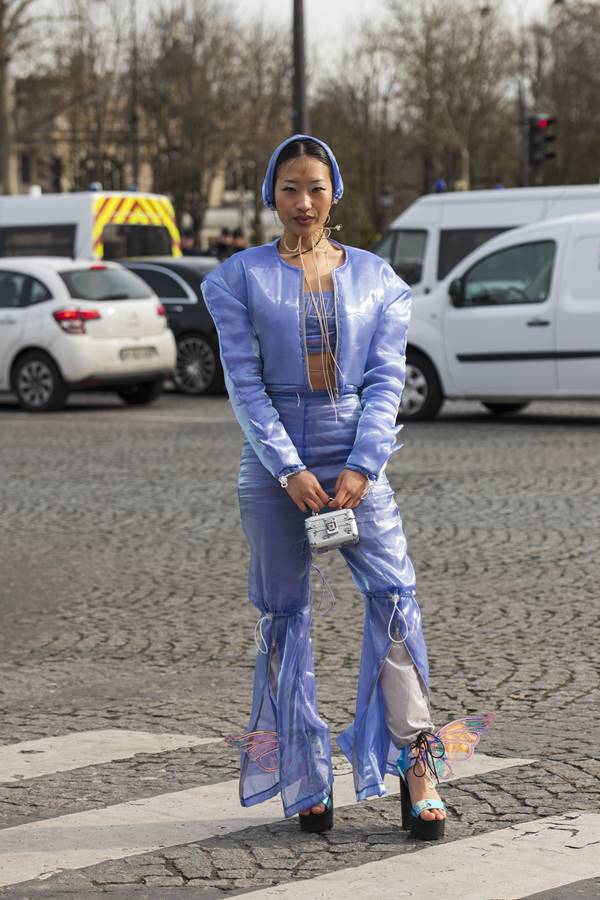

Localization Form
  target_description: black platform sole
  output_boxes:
[400,777,445,840]
[298,790,333,833]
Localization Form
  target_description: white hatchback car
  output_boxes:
[0,257,176,411]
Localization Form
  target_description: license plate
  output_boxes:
[120,347,157,361]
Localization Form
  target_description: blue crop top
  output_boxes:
[304,289,337,354]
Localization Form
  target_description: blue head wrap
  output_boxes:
[261,133,344,210]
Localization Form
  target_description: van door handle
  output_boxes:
[526,318,551,327]
[0,316,17,325]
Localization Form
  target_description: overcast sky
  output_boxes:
[130,1,551,41]
[232,0,550,44]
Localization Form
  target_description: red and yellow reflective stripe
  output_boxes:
[92,194,181,258]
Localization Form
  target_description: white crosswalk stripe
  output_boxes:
[242,813,600,900]
[0,734,531,889]
[0,730,219,784]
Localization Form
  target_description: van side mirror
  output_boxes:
[449,278,465,307]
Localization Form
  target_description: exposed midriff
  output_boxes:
[308,353,336,390]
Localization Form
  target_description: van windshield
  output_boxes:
[60,267,152,300]
[373,229,427,285]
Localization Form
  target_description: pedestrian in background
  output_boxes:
[231,227,247,253]
[181,230,202,256]
[213,227,234,260]
[201,135,493,839]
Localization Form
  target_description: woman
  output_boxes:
[201,134,493,840]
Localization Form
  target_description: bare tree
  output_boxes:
[139,1,241,235]
[386,0,518,193]
[15,0,130,191]
[231,17,291,244]
[311,27,406,246]
[0,0,41,193]
[56,0,129,189]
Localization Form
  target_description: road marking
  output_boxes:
[243,813,600,900]
[0,730,219,784]
[0,753,531,888]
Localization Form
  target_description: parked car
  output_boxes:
[372,184,600,295]
[120,256,224,395]
[0,257,176,412]
[401,212,600,420]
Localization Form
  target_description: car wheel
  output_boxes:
[13,351,68,412]
[174,334,224,395]
[117,379,163,406]
[482,402,530,416]
[397,352,444,421]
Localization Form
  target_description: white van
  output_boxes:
[400,212,600,420]
[374,185,600,297]
[0,191,182,260]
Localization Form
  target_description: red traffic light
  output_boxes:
[533,115,557,130]
[528,114,558,170]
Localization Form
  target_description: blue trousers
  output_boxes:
[237,388,431,817]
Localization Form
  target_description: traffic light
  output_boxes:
[528,114,557,171]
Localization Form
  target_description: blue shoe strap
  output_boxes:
[411,798,446,817]
[310,793,332,813]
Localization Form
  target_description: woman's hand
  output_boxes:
[328,468,370,510]
[285,470,331,513]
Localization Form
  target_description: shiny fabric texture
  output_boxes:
[237,389,429,813]
[261,133,344,209]
[200,239,411,483]
[200,239,426,816]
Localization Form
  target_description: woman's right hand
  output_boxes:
[285,470,331,513]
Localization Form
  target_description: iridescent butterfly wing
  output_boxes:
[225,729,279,773]
[434,712,496,780]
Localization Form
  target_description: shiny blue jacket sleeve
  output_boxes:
[200,262,307,481]
[345,268,412,481]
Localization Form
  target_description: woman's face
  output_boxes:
[274,155,333,240]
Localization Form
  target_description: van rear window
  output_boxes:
[60,267,152,300]
[101,224,172,259]
[438,227,513,280]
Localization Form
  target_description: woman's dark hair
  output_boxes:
[272,140,334,197]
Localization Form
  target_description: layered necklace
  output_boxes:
[280,228,344,419]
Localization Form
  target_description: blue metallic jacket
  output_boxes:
[200,238,411,482]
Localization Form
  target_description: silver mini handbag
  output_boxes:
[304,507,359,554]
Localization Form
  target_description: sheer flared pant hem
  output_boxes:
[335,586,433,800]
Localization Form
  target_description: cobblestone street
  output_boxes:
[1,392,599,897]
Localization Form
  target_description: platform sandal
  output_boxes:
[396,713,496,841]
[298,789,334,834]
[397,734,447,840]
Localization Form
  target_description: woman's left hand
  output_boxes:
[328,468,370,510]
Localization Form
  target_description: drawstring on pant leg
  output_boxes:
[254,612,273,655]
[387,592,409,644]
[386,590,421,644]
[311,562,336,615]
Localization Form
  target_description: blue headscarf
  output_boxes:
[261,134,344,210]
